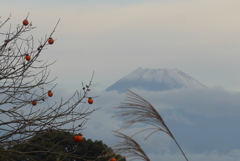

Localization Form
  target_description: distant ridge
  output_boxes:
[106,67,206,93]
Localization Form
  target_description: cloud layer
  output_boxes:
[81,88,240,160]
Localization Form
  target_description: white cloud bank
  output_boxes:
[80,87,240,160]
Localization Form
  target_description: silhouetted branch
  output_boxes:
[0,14,100,160]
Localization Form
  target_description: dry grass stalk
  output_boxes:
[113,131,150,161]
[114,90,189,161]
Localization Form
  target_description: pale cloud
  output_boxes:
[116,88,240,117]
[83,88,240,156]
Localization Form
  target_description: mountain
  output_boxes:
[105,67,206,93]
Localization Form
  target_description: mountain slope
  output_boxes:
[106,67,206,93]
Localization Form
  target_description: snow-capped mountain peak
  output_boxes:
[106,67,206,93]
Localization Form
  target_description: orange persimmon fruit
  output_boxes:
[48,90,53,97]
[74,135,83,142]
[88,98,94,104]
[32,101,37,106]
[25,54,31,61]
[110,158,117,161]
[48,38,54,44]
[23,19,29,26]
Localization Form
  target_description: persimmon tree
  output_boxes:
[0,14,99,160]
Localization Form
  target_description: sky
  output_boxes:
[1,0,240,160]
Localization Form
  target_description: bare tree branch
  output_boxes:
[0,14,100,160]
